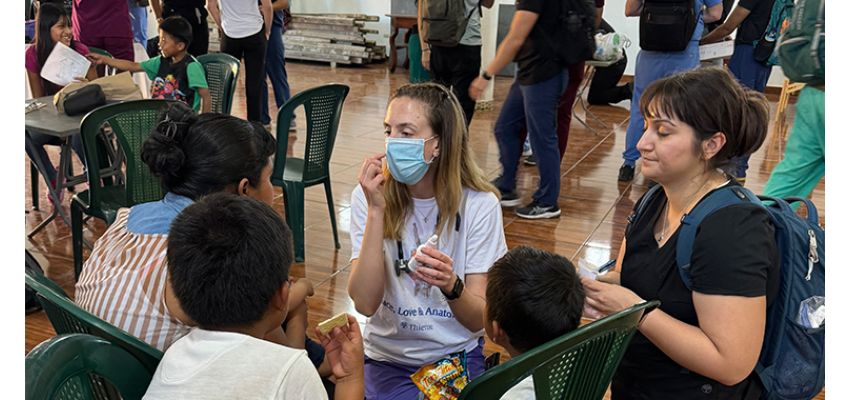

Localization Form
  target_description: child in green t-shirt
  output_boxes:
[87,16,211,113]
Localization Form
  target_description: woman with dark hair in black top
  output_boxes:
[582,67,780,399]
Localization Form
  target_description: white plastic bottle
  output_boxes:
[407,234,439,272]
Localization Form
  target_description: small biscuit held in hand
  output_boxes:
[317,312,349,336]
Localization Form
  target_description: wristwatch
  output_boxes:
[481,71,493,81]
[442,275,465,300]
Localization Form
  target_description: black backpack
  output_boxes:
[639,0,697,52]
[540,0,597,66]
[421,0,480,47]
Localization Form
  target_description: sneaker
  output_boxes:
[618,164,635,182]
[516,202,561,219]
[523,154,537,166]
[522,140,533,157]
[499,190,522,208]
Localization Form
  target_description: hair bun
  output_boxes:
[141,103,198,185]
[155,102,197,142]
[732,91,770,159]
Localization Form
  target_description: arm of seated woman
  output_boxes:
[638,293,766,385]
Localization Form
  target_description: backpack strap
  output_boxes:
[675,186,761,289]
[625,183,664,237]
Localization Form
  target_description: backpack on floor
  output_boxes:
[776,0,825,85]
[629,184,826,400]
[543,0,597,65]
[752,0,795,66]
[420,0,480,47]
[639,0,696,52]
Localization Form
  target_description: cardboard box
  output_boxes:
[699,40,734,61]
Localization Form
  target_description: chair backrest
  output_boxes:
[273,84,350,185]
[26,334,153,400]
[196,53,240,114]
[458,301,660,400]
[79,100,173,212]
[24,272,164,374]
[87,46,116,76]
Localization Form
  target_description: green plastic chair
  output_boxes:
[196,53,240,114]
[26,334,153,400]
[458,300,660,400]
[273,84,350,262]
[24,271,164,374]
[71,100,173,279]
[87,46,116,76]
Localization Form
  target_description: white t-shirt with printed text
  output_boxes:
[349,185,508,366]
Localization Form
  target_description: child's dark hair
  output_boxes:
[486,246,585,353]
[159,16,193,47]
[34,3,72,94]
[141,102,276,200]
[167,193,294,329]
[639,67,769,173]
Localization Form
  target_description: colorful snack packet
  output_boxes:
[412,351,470,400]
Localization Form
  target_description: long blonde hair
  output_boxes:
[383,83,497,240]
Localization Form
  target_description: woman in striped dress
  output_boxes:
[74,103,319,366]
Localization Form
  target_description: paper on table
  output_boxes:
[40,42,92,86]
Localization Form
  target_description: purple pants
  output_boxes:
[364,338,485,400]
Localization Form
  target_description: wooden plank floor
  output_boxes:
[24,61,825,399]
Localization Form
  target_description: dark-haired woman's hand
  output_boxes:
[358,153,386,210]
[411,246,456,293]
[582,276,643,317]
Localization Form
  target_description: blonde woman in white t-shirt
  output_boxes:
[349,82,508,399]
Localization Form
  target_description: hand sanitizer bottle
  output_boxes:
[407,234,439,272]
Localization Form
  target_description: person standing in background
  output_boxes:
[260,0,294,131]
[418,0,495,127]
[151,0,210,56]
[617,0,723,182]
[128,0,150,45]
[207,0,272,123]
[72,0,134,61]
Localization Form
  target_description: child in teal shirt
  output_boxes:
[88,16,210,113]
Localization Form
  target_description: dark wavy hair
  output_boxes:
[141,102,276,200]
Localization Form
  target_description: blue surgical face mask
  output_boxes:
[385,136,438,185]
